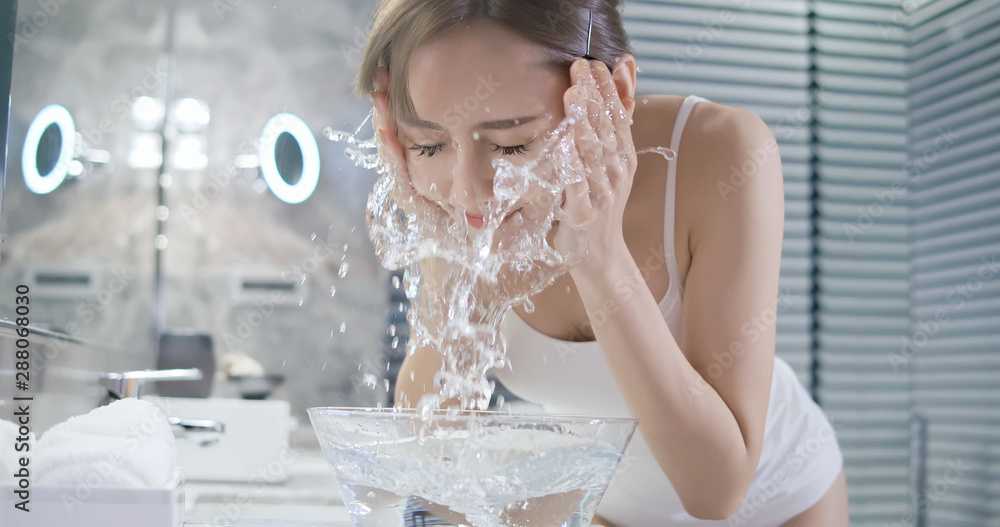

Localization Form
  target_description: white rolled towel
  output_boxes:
[34,398,177,488]
[0,418,36,484]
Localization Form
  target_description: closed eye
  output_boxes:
[408,144,442,157]
[491,144,530,156]
[407,140,534,158]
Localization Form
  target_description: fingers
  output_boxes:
[592,60,631,142]
[591,61,638,177]
[565,60,635,199]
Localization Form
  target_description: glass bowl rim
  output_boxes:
[307,406,638,427]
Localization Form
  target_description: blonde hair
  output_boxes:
[354,0,633,127]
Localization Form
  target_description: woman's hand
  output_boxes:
[368,67,452,269]
[551,58,638,274]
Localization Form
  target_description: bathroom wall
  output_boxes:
[0,0,393,425]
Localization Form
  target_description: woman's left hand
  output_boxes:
[551,58,638,274]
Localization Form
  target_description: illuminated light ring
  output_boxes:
[258,113,320,204]
[22,104,75,195]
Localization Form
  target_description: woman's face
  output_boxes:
[399,21,571,232]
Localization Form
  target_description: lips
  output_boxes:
[466,209,521,229]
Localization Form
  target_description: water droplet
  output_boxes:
[340,322,347,333]
[298,298,304,306]
[392,276,401,289]
[338,262,350,278]
[156,206,169,221]
[310,233,317,241]
[154,234,168,250]
[363,373,377,389]
[472,132,481,141]
[409,371,415,381]
[330,286,337,297]
[524,297,535,314]
[637,146,676,161]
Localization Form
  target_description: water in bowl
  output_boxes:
[310,408,636,527]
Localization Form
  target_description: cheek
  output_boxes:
[408,162,450,200]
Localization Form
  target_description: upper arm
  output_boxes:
[679,105,785,473]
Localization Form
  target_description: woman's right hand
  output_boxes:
[368,67,452,269]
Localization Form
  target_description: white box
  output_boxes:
[0,468,183,527]
[145,397,293,483]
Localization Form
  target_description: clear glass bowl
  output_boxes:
[308,407,638,527]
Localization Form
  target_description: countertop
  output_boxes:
[182,446,353,525]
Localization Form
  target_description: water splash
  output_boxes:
[329,104,597,412]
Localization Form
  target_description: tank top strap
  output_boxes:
[663,95,708,295]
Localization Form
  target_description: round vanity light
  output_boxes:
[22,104,76,195]
[259,113,320,204]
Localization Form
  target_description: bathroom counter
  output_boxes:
[184,521,352,526]
[183,446,352,524]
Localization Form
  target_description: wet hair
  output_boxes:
[354,0,634,127]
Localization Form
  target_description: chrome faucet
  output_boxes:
[100,368,203,399]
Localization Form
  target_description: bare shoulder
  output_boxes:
[631,94,776,183]
[628,95,782,268]
[682,99,780,195]
[680,99,785,252]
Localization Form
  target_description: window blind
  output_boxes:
[622,0,816,387]
[813,1,912,524]
[908,0,1000,525]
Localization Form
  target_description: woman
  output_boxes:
[356,1,848,525]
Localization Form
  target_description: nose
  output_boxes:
[449,144,494,216]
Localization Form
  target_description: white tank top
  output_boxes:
[494,95,844,526]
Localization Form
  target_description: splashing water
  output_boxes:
[329,102,601,412]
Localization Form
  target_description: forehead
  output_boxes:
[405,22,566,129]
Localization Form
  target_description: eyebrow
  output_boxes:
[402,115,539,132]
